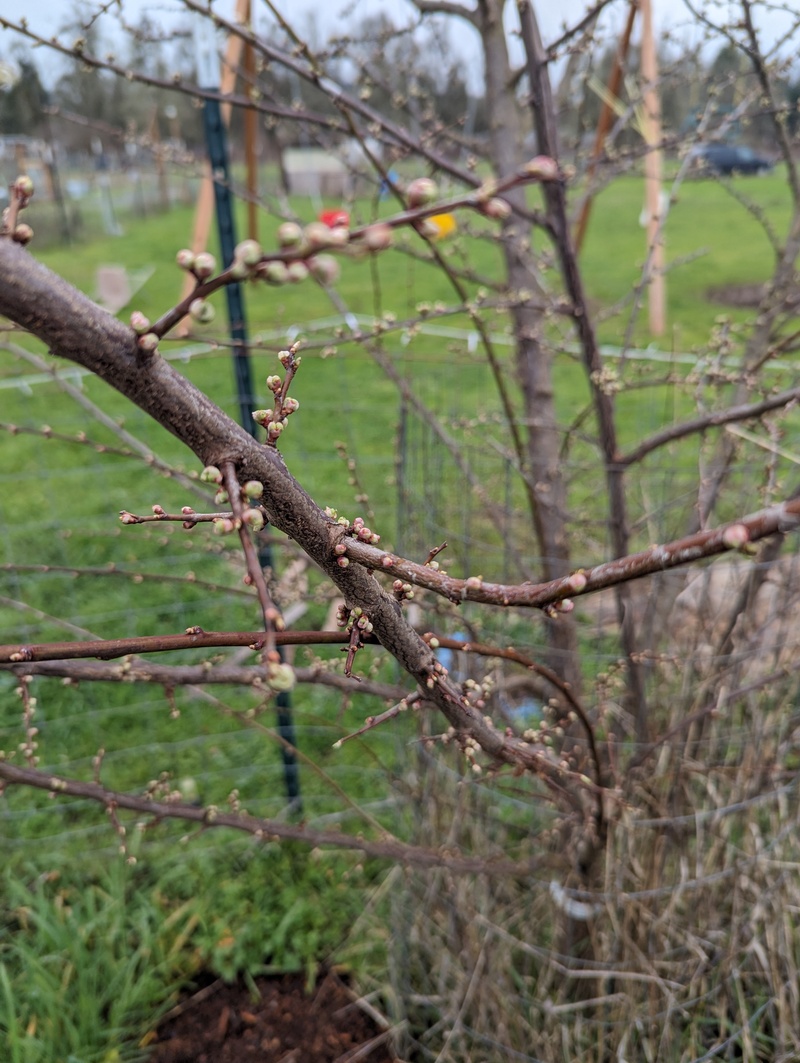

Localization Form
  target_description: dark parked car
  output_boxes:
[690,143,774,176]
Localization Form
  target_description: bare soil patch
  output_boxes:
[147,969,396,1063]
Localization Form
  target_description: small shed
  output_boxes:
[283,149,349,198]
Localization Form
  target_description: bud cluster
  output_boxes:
[2,175,36,245]
[335,603,374,637]
[252,347,302,446]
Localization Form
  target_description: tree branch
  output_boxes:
[0,759,541,877]
[618,386,800,468]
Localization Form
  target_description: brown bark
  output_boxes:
[477,0,581,689]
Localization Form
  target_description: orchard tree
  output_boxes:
[2,1,800,1058]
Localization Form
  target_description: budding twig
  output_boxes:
[220,462,283,652]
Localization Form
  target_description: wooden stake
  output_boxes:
[640,0,665,336]
[573,0,638,254]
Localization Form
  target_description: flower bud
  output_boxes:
[176,248,195,270]
[258,260,290,285]
[228,259,249,280]
[13,174,34,199]
[523,155,560,181]
[287,261,309,283]
[483,197,512,220]
[193,251,217,278]
[12,223,33,244]
[406,176,438,208]
[137,332,159,353]
[200,465,223,484]
[243,508,265,531]
[304,221,334,250]
[308,254,341,285]
[566,571,587,593]
[362,223,393,252]
[267,662,296,692]
[722,523,750,550]
[189,298,215,324]
[325,226,349,248]
[234,238,262,266]
[130,311,151,334]
[277,221,304,248]
[243,480,263,498]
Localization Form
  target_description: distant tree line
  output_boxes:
[1,10,798,159]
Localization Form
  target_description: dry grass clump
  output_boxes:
[347,656,800,1062]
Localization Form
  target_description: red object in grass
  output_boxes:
[319,209,350,228]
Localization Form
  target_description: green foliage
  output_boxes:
[0,865,188,1063]
[0,843,383,1062]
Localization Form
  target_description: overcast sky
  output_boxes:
[1,0,798,88]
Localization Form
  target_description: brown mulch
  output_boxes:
[146,969,397,1063]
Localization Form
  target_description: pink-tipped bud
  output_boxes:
[381,554,394,568]
[228,259,249,280]
[267,662,296,692]
[287,261,309,283]
[722,523,750,550]
[566,571,587,593]
[281,397,300,415]
[555,598,574,613]
[483,197,512,220]
[13,174,34,199]
[119,511,138,525]
[12,223,33,244]
[326,226,349,248]
[258,260,290,285]
[406,176,438,208]
[137,332,159,353]
[308,254,341,285]
[277,221,304,248]
[252,409,271,427]
[337,556,350,568]
[243,508,265,531]
[130,311,151,335]
[200,465,222,484]
[176,248,195,270]
[266,375,282,393]
[304,221,334,250]
[362,223,394,252]
[152,504,165,516]
[523,155,560,181]
[334,542,347,556]
[234,238,262,266]
[193,251,217,278]
[189,298,215,324]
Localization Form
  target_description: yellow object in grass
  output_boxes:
[428,213,457,239]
